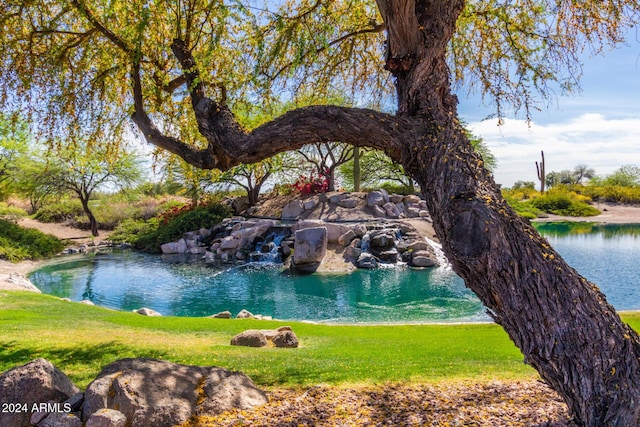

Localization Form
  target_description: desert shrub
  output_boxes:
[581,185,640,204]
[531,192,600,217]
[34,200,84,223]
[0,219,64,261]
[378,182,416,195]
[501,194,544,219]
[122,202,232,253]
[0,202,27,219]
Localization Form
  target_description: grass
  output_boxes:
[4,292,639,391]
[0,292,541,390]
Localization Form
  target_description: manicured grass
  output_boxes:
[4,292,639,390]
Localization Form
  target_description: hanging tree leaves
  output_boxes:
[3,1,640,425]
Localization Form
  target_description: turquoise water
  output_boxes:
[29,252,484,323]
[29,223,640,322]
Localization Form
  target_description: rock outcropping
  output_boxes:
[0,358,268,427]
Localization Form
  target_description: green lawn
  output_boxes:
[3,291,639,390]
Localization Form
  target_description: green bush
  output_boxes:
[0,202,27,219]
[581,185,640,204]
[117,202,232,253]
[0,220,64,261]
[34,200,84,223]
[531,192,600,217]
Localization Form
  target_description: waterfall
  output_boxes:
[424,237,450,268]
[249,228,289,263]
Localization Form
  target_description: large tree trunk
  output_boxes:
[129,1,640,424]
[383,1,640,425]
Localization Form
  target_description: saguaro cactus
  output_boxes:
[536,150,545,194]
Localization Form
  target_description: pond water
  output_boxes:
[29,222,640,323]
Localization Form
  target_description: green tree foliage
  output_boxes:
[0,114,31,199]
[35,141,142,236]
[4,1,640,423]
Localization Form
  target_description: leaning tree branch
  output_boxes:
[155,38,414,171]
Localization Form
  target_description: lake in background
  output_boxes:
[29,222,640,323]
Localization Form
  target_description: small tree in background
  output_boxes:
[37,141,142,236]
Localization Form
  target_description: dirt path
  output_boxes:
[16,217,111,243]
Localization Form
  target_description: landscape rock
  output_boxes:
[411,250,437,267]
[0,359,80,427]
[236,309,255,319]
[272,329,299,348]
[210,310,232,319]
[37,412,82,427]
[356,253,379,269]
[134,307,162,316]
[0,272,41,292]
[82,358,267,427]
[338,229,357,246]
[366,190,386,207]
[282,200,305,219]
[231,330,268,347]
[291,226,327,274]
[337,197,359,208]
[403,194,421,204]
[85,408,127,427]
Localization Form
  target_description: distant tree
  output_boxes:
[340,149,413,191]
[38,142,142,236]
[572,164,596,185]
[297,142,353,192]
[217,156,284,206]
[160,153,220,205]
[602,165,640,187]
[0,115,30,198]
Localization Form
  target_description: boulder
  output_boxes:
[134,308,162,316]
[282,200,305,219]
[411,250,437,267]
[337,229,356,246]
[378,249,399,263]
[370,232,396,251]
[37,412,82,427]
[372,205,387,218]
[337,197,359,208]
[383,202,401,219]
[403,194,421,204]
[406,240,430,252]
[160,239,187,254]
[389,194,404,203]
[291,227,327,274]
[85,409,127,427]
[366,190,386,207]
[294,220,346,244]
[0,359,80,427]
[303,198,317,210]
[272,329,299,348]
[82,358,267,427]
[356,253,379,269]
[236,309,255,319]
[231,330,268,347]
[210,311,232,319]
[0,272,41,292]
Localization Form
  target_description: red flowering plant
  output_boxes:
[290,169,330,195]
[158,203,194,225]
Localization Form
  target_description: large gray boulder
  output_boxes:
[231,330,268,347]
[82,358,267,427]
[291,226,327,274]
[0,358,80,427]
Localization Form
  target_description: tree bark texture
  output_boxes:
[130,1,640,425]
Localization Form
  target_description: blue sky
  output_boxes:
[458,30,640,187]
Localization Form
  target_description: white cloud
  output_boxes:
[468,114,640,187]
